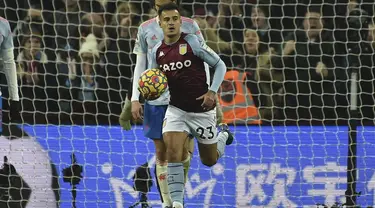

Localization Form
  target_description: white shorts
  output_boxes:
[162,105,218,144]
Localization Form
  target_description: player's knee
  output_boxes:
[155,148,167,162]
[200,156,217,167]
[166,148,183,162]
[153,139,167,161]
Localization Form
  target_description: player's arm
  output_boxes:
[1,19,21,122]
[191,19,205,43]
[1,20,19,102]
[131,41,161,102]
[188,34,226,109]
[203,50,226,94]
[192,19,223,123]
[188,34,226,93]
[130,54,147,102]
[130,26,148,102]
[120,25,147,129]
[191,19,212,83]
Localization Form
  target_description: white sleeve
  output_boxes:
[2,48,19,101]
[131,53,147,101]
[188,34,225,93]
[208,60,226,93]
[191,19,210,84]
[1,20,19,101]
[133,26,147,55]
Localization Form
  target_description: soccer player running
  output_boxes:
[0,16,20,132]
[119,0,231,207]
[149,3,233,208]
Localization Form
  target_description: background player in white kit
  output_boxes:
[118,0,230,207]
[149,3,234,208]
[0,16,59,207]
[0,16,20,132]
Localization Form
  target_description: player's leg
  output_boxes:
[143,103,172,207]
[199,123,234,166]
[162,106,191,208]
[188,110,234,167]
[153,139,170,207]
[182,136,194,182]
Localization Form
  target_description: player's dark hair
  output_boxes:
[157,2,180,17]
[150,0,181,9]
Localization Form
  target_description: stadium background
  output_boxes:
[0,0,375,207]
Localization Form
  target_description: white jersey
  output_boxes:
[132,16,206,106]
[0,17,19,100]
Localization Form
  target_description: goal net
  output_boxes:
[0,0,375,207]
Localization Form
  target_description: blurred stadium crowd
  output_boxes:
[0,0,374,125]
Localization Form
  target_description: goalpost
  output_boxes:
[0,0,375,207]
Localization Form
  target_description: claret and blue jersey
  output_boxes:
[150,33,221,113]
[134,16,205,139]
[133,16,204,106]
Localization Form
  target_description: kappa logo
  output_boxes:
[159,51,165,57]
[151,35,157,40]
[179,44,187,55]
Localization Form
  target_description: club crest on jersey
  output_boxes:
[179,44,187,55]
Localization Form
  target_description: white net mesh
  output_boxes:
[0,0,374,207]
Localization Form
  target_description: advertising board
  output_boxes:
[21,125,375,207]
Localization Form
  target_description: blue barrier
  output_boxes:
[21,125,375,207]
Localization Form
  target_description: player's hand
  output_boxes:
[119,97,132,130]
[131,101,143,121]
[197,90,216,111]
[9,100,21,123]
